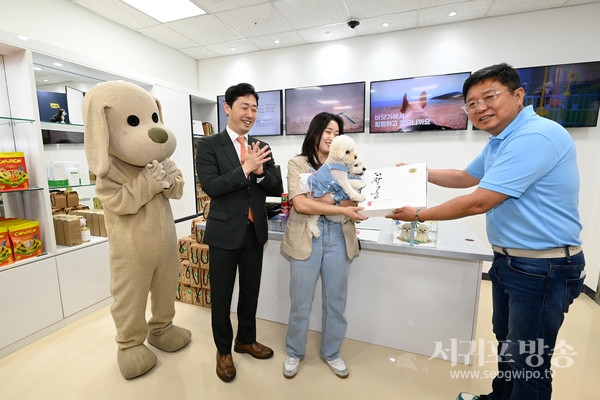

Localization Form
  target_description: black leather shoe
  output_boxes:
[233,338,274,359]
[216,351,236,382]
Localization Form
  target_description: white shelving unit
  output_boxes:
[0,38,217,358]
[0,42,111,358]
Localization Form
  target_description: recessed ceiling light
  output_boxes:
[274,40,280,44]
[33,67,42,71]
[17,35,28,41]
[121,0,206,23]
[448,11,457,17]
[382,23,389,28]
[230,47,236,51]
[52,62,63,67]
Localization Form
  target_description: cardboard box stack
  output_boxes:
[50,190,90,215]
[52,209,107,247]
[176,215,210,308]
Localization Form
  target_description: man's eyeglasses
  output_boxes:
[461,89,514,114]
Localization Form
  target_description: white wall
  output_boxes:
[0,0,198,90]
[0,0,207,223]
[197,3,600,290]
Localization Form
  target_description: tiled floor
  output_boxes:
[0,280,598,399]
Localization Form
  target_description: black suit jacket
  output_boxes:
[196,131,283,250]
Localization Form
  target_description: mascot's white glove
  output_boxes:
[161,157,178,188]
[145,159,171,189]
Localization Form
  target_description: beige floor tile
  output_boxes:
[0,280,598,399]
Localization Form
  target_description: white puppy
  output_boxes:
[415,223,432,243]
[300,135,366,237]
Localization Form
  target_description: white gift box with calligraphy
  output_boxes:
[357,163,427,217]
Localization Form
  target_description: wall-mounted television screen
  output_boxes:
[284,82,365,135]
[370,72,471,133]
[516,61,600,128]
[217,89,283,136]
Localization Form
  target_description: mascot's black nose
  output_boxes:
[148,127,168,143]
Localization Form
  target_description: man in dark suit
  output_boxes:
[196,82,283,382]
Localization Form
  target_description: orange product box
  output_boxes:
[6,219,43,261]
[0,226,14,268]
[0,152,29,191]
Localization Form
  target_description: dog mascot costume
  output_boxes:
[83,81,191,379]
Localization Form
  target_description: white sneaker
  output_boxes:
[457,393,486,400]
[283,356,300,378]
[324,357,349,378]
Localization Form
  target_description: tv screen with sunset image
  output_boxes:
[369,72,471,133]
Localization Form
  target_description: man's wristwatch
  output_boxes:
[415,208,424,223]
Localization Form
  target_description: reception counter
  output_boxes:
[207,217,493,365]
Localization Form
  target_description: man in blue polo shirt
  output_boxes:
[386,63,585,400]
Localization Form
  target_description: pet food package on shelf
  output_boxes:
[0,226,14,268]
[47,161,80,187]
[392,220,438,247]
[0,152,29,191]
[0,219,44,261]
[358,163,427,217]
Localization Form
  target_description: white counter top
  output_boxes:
[266,217,493,262]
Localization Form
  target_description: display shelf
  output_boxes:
[0,116,35,125]
[55,235,107,255]
[0,251,52,273]
[0,186,44,194]
[40,121,84,132]
[48,183,95,190]
[0,43,111,358]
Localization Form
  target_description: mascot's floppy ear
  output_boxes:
[82,85,111,177]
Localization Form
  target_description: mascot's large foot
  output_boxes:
[117,344,157,380]
[148,325,191,352]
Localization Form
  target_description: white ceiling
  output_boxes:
[68,0,600,61]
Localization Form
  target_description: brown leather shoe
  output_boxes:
[216,351,236,382]
[233,338,274,359]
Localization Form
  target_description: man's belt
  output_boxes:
[491,245,583,258]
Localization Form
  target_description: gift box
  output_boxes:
[203,288,211,308]
[201,268,210,289]
[52,215,83,246]
[177,237,194,260]
[188,243,201,268]
[179,259,191,285]
[191,266,201,287]
[179,284,194,304]
[192,287,204,307]
[358,163,427,217]
[196,243,210,269]
[0,152,29,191]
[50,191,67,209]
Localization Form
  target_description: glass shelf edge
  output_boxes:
[0,116,35,125]
[0,186,45,194]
